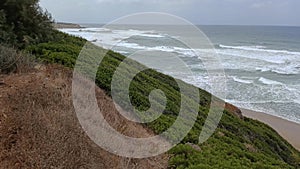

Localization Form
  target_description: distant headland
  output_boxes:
[53,22,84,29]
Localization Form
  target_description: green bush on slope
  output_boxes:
[26,33,300,168]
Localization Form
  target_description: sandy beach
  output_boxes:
[241,109,300,151]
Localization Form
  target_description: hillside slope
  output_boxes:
[0,65,169,169]
[0,32,299,168]
[23,33,300,168]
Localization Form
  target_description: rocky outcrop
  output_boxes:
[225,103,244,119]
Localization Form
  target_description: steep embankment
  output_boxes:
[0,32,299,168]
[21,32,300,168]
[0,65,169,169]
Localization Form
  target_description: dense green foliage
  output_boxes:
[26,34,300,168]
[0,0,54,48]
[26,31,86,67]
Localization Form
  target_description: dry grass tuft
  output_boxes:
[0,45,35,74]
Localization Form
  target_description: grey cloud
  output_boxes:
[39,0,300,26]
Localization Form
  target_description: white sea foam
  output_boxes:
[294,99,300,105]
[115,42,146,50]
[60,28,166,49]
[137,34,165,38]
[115,42,194,54]
[215,45,300,75]
[216,49,286,64]
[224,99,293,104]
[232,76,253,84]
[79,28,111,32]
[219,44,300,56]
[258,77,282,85]
[175,47,199,57]
[217,44,300,66]
[114,42,176,52]
[151,46,175,52]
[115,50,129,54]
[111,29,165,39]
[256,66,299,75]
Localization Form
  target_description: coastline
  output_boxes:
[57,26,300,152]
[55,25,300,153]
[241,108,300,151]
[53,22,84,29]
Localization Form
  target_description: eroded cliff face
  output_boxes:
[225,103,244,119]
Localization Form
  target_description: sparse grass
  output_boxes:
[0,45,35,74]
[0,65,168,169]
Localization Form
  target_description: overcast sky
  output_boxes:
[39,0,300,26]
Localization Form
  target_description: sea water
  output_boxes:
[61,25,300,124]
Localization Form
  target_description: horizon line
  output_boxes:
[56,21,300,27]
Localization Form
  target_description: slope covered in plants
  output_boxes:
[26,34,300,168]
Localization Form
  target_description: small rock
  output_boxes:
[225,103,244,119]
[218,131,225,137]
[186,142,202,151]
[34,64,46,71]
[0,80,5,85]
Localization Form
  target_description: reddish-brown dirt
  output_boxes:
[0,64,169,169]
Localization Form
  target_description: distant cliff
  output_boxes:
[53,22,83,29]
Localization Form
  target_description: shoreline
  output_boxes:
[241,108,300,151]
[56,26,300,152]
[53,22,84,29]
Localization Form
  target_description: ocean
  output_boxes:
[60,25,300,124]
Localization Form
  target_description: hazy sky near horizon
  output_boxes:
[39,0,300,26]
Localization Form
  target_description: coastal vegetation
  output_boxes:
[0,0,55,48]
[26,35,300,168]
[1,1,300,168]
